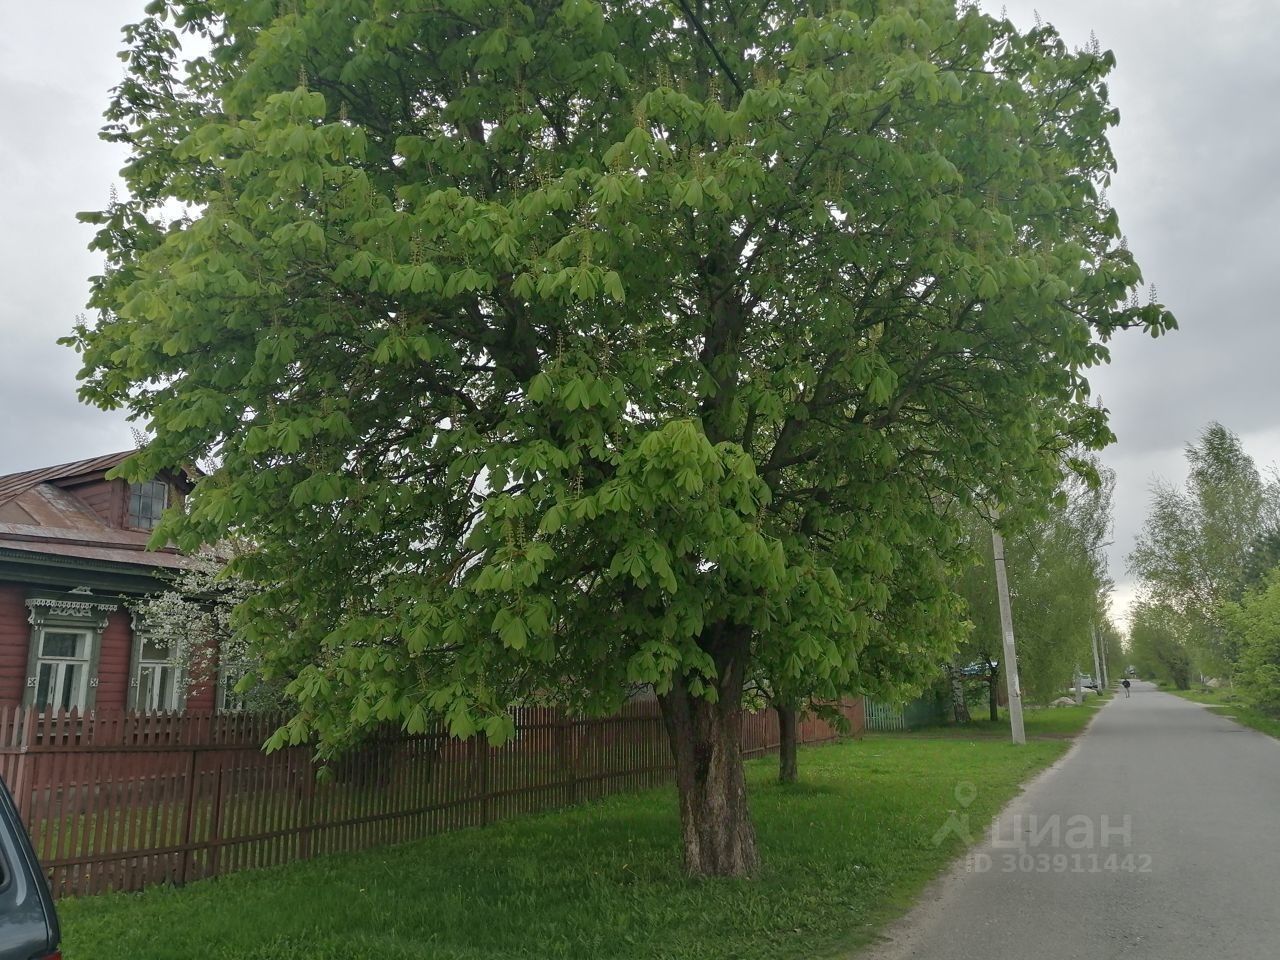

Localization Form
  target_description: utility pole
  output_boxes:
[1090,624,1103,696]
[991,519,1026,746]
[1098,626,1110,690]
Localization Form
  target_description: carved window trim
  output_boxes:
[24,593,117,712]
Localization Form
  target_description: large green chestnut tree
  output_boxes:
[70,0,1172,876]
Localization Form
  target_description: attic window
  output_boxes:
[128,480,169,531]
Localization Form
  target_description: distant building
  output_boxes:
[0,451,218,713]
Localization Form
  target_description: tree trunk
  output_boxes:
[948,665,971,724]
[658,625,759,878]
[776,702,798,785]
[986,658,1000,722]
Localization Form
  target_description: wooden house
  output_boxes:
[0,451,220,713]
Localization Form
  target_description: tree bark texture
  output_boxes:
[776,702,798,785]
[948,664,972,724]
[658,623,759,877]
[987,660,1000,722]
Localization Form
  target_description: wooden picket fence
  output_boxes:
[0,698,862,899]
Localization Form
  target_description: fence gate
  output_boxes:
[863,698,908,732]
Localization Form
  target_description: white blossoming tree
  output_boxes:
[132,548,282,712]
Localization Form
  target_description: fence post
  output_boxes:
[298,750,315,863]
[472,738,491,826]
[178,747,199,885]
[13,708,35,827]
[554,710,578,806]
[207,757,225,880]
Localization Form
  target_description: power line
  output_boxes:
[671,0,745,98]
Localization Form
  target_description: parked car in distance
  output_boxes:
[1078,675,1099,691]
[0,775,60,959]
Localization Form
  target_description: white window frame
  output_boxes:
[132,638,184,713]
[127,611,188,714]
[24,594,115,714]
[32,628,92,713]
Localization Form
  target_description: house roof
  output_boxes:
[0,451,136,507]
[0,531,192,570]
[0,451,198,586]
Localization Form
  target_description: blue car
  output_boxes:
[0,776,60,960]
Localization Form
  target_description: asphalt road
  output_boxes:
[863,681,1280,960]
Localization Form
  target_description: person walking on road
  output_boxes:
[1122,678,1131,698]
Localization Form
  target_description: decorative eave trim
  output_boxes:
[26,595,120,629]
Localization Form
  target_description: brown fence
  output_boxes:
[0,698,862,899]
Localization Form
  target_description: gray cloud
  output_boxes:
[998,0,1280,620]
[0,1,142,474]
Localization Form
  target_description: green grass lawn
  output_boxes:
[59,736,1069,960]
[896,697,1108,741]
[984,699,1107,738]
[1167,687,1280,740]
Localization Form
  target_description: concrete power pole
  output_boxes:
[1090,624,1104,696]
[1098,626,1110,690]
[990,521,1026,746]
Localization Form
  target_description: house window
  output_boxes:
[134,638,182,713]
[128,480,169,531]
[33,629,92,713]
[25,595,112,713]
[218,666,247,713]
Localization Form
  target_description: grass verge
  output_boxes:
[60,737,1069,960]
[893,697,1107,741]
[1168,687,1280,740]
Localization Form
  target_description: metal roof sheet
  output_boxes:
[0,451,135,506]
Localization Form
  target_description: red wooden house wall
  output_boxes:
[97,610,132,711]
[0,580,214,711]
[66,478,127,528]
[0,584,27,706]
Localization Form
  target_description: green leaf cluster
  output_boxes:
[1129,423,1280,677]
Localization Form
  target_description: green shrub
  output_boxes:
[1224,572,1280,716]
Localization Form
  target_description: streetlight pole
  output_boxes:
[991,519,1026,746]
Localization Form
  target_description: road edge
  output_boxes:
[847,695,1116,960]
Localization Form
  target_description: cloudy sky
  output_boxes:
[1,1,1277,626]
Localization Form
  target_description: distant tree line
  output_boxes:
[1128,423,1280,716]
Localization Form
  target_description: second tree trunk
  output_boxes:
[776,702,798,785]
